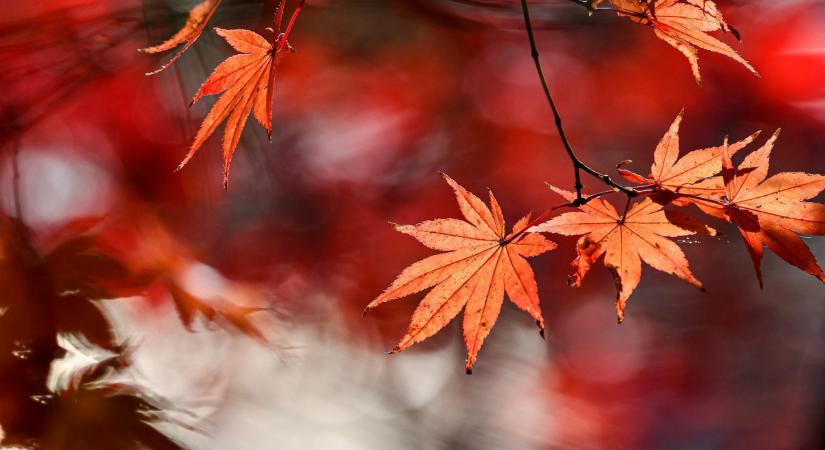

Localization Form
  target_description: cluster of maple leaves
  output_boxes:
[367,116,825,372]
[139,0,825,373]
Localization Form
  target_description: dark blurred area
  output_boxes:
[1,0,825,449]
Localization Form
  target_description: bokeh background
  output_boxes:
[2,0,825,449]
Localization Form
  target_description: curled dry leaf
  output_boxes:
[596,0,758,83]
[140,0,222,75]
[365,174,556,373]
[529,186,710,322]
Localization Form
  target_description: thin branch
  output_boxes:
[563,0,619,13]
[503,187,618,244]
[503,182,730,244]
[519,0,637,205]
[11,139,23,222]
[8,138,34,249]
[563,0,596,11]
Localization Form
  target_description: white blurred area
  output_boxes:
[778,5,825,123]
[71,249,825,450]
[303,106,412,183]
[0,147,114,230]
[97,290,584,450]
[88,274,690,450]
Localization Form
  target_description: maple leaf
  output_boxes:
[164,279,272,344]
[530,187,711,322]
[105,213,272,344]
[176,0,304,188]
[140,0,223,75]
[618,111,761,200]
[682,131,825,286]
[364,174,556,373]
[596,0,758,83]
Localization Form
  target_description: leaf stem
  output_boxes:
[619,194,632,224]
[665,190,727,208]
[503,188,616,244]
[519,0,637,205]
[279,0,305,51]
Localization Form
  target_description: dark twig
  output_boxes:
[11,138,23,222]
[563,0,596,11]
[8,137,34,249]
[519,0,637,206]
[503,188,617,244]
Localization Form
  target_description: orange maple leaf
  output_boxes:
[140,0,223,75]
[681,132,825,286]
[618,111,760,199]
[365,174,556,373]
[176,0,304,188]
[530,186,711,322]
[598,0,758,83]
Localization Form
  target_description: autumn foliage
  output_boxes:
[373,111,825,364]
[29,0,825,372]
[357,0,825,368]
[145,0,304,188]
[2,0,825,447]
[596,0,758,83]
[364,175,556,373]
[140,0,222,75]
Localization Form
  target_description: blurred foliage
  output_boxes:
[1,0,824,449]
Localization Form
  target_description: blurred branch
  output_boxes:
[11,139,23,222]
[563,0,595,10]
[519,0,636,205]
[0,6,142,148]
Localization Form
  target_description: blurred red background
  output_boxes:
[1,0,825,449]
